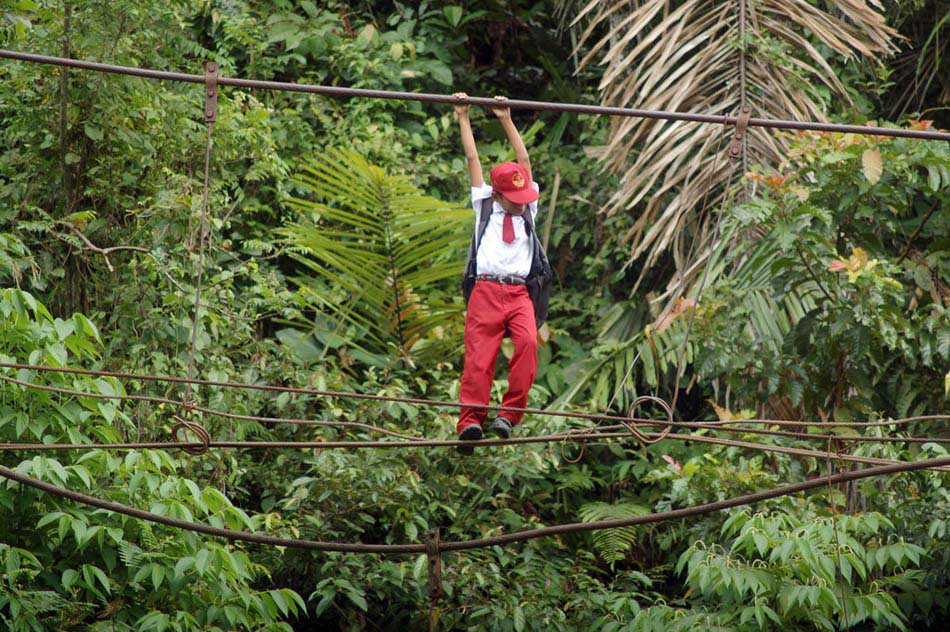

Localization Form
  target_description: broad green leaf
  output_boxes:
[62,568,79,590]
[345,590,367,612]
[514,605,526,632]
[84,124,104,142]
[271,590,289,616]
[442,6,463,27]
[151,564,164,590]
[88,565,111,594]
[36,512,67,529]
[195,549,211,576]
[412,554,426,583]
[358,23,376,44]
[928,166,941,191]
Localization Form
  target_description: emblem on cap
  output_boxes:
[511,172,525,188]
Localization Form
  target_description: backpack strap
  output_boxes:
[475,196,492,250]
[522,210,546,269]
[520,209,554,327]
[464,196,493,273]
[462,197,494,305]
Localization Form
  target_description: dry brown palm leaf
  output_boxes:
[570,0,899,294]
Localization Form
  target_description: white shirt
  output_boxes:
[471,182,540,278]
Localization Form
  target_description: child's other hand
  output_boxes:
[453,92,470,119]
[491,95,511,120]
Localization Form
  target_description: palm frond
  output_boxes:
[280,149,470,364]
[572,0,898,285]
[557,224,820,410]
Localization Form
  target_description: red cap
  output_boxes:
[489,162,539,204]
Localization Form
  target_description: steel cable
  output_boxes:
[1,49,949,141]
[3,363,948,431]
[0,372,422,440]
[3,372,949,454]
[4,430,949,472]
[2,456,947,555]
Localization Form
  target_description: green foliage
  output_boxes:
[2,1,949,631]
[694,131,950,421]
[0,288,304,630]
[678,510,928,631]
[0,544,75,632]
[554,303,695,412]
[280,148,470,365]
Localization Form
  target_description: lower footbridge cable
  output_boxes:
[0,371,423,441]
[3,363,948,431]
[4,432,950,473]
[2,369,949,468]
[1,456,948,555]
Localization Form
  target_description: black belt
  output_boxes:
[476,274,526,286]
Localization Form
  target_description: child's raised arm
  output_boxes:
[491,96,532,183]
[454,92,484,188]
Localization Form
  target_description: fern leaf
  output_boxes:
[579,501,650,564]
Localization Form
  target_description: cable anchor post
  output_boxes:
[204,62,219,123]
[728,105,751,161]
[426,527,443,631]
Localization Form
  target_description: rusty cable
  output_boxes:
[0,373,421,440]
[438,456,950,552]
[3,372,949,450]
[668,420,949,444]
[2,456,947,555]
[1,49,949,142]
[668,434,950,472]
[176,63,219,449]
[737,0,749,177]
[3,363,947,431]
[184,63,217,387]
[622,395,675,444]
[171,415,211,456]
[4,431,949,473]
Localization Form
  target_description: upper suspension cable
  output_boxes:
[1,48,948,142]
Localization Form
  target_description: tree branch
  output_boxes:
[795,244,835,304]
[61,222,148,272]
[897,198,941,265]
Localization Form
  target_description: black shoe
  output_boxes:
[457,425,483,455]
[489,417,513,440]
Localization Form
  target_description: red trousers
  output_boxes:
[457,280,538,434]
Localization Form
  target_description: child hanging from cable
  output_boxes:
[453,92,552,455]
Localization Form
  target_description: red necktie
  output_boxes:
[502,213,515,243]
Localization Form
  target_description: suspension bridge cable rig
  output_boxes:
[4,431,950,472]
[5,363,950,430]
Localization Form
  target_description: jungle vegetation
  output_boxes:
[1,1,949,630]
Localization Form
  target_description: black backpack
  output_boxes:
[461,197,554,328]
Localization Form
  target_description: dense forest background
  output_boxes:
[1,1,950,630]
